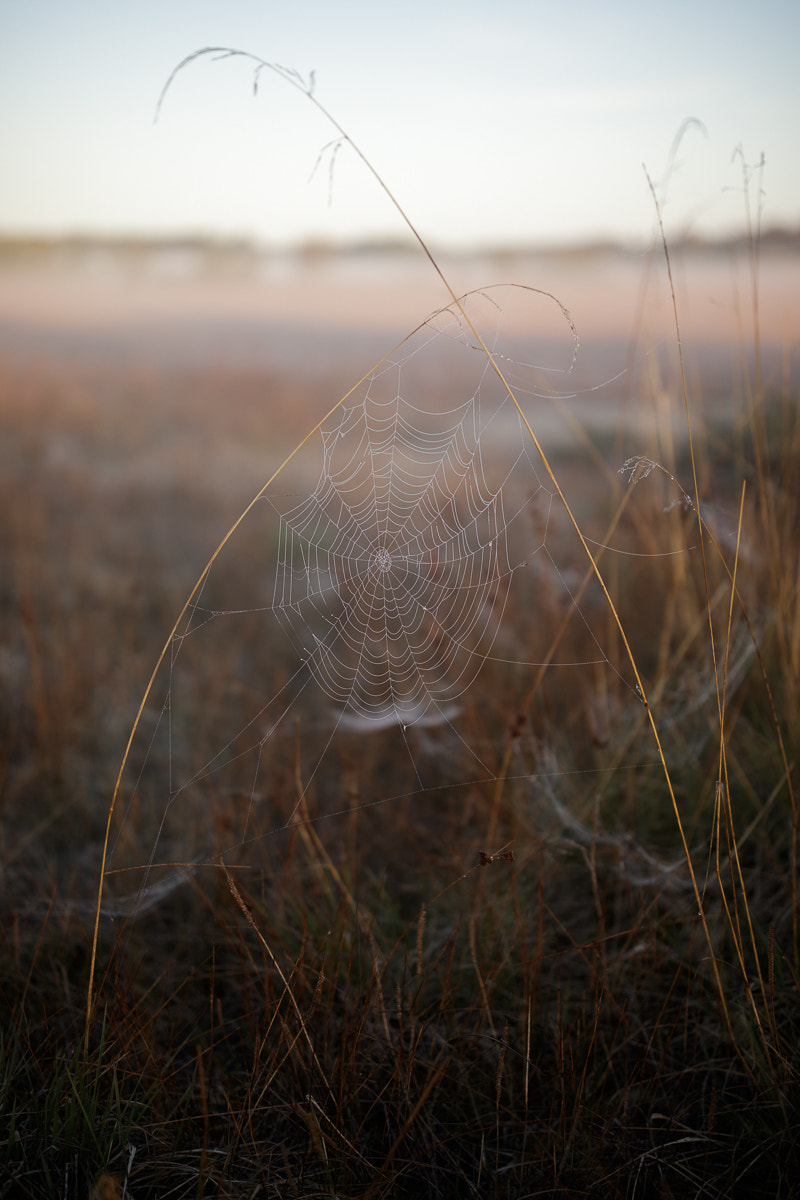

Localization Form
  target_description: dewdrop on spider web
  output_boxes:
[268,311,528,734]
[99,284,627,935]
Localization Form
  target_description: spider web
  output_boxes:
[271,370,515,726]
[104,285,633,912]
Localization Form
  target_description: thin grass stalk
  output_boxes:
[717,487,775,1030]
[220,861,336,1107]
[84,316,453,1050]
[88,48,737,1059]
[360,1056,451,1200]
[486,478,639,847]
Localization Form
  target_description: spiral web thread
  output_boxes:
[106,287,624,910]
[270,372,519,728]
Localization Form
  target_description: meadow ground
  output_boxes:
[1,237,798,1197]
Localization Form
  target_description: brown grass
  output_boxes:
[1,57,798,1194]
[1,246,798,1192]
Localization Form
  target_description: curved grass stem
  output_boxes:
[87,49,736,1053]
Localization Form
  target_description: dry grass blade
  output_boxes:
[2,46,797,1200]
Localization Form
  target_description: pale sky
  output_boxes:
[1,0,798,249]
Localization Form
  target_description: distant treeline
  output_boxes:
[0,227,797,268]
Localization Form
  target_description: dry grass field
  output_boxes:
[1,228,799,1197]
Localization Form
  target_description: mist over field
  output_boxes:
[1,233,794,468]
[2,234,793,557]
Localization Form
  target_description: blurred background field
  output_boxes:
[3,232,795,818]
[2,0,800,1187]
[1,228,799,1195]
